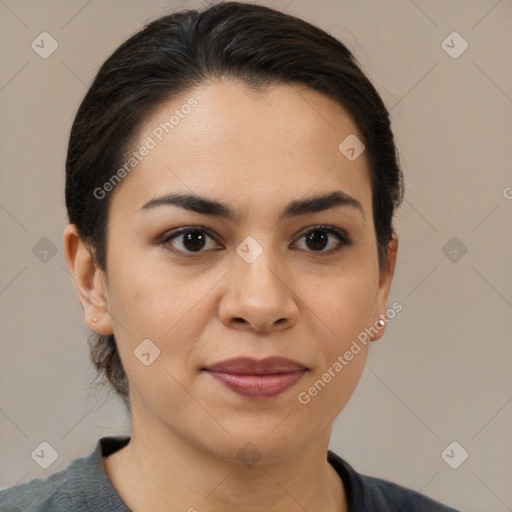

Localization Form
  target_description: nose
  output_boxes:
[218,248,299,333]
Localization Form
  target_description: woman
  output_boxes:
[0,2,461,510]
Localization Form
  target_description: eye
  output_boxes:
[158,224,351,257]
[293,225,351,253]
[160,227,220,255]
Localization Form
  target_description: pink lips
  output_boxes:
[203,357,308,400]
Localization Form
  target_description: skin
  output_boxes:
[64,77,398,512]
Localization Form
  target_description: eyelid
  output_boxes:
[294,224,352,245]
[157,224,352,255]
[157,225,220,252]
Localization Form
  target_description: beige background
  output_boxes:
[1,0,511,510]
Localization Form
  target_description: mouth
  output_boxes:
[202,356,308,400]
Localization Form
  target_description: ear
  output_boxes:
[63,224,113,335]
[370,232,398,342]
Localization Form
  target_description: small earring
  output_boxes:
[92,317,98,322]
[376,319,385,328]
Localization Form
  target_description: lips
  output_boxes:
[203,357,308,400]
[205,356,308,375]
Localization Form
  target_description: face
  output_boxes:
[72,78,397,463]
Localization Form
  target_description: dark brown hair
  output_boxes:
[65,1,404,409]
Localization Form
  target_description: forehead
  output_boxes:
[111,78,372,220]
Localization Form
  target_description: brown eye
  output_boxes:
[159,224,351,257]
[161,227,219,254]
[294,226,351,253]
[180,230,208,251]
[304,230,329,251]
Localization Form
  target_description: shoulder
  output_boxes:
[356,473,461,511]
[0,436,130,512]
[327,450,462,512]
[0,467,72,512]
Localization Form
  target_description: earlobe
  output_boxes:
[371,232,399,342]
[63,224,113,335]
[381,232,398,292]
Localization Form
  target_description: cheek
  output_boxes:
[106,247,186,323]
[105,249,216,366]
[295,276,374,418]
[301,266,376,399]
[305,265,378,336]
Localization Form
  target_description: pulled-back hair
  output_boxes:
[65,1,404,408]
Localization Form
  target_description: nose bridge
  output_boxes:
[235,234,284,294]
[220,233,298,331]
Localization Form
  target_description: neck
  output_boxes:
[103,406,347,512]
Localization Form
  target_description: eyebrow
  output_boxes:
[139,190,365,222]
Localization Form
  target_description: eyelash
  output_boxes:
[157,224,352,257]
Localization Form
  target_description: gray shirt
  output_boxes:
[0,436,461,511]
